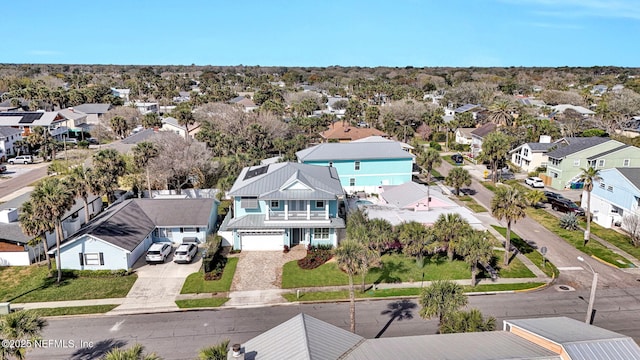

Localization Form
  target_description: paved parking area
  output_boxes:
[0,162,47,178]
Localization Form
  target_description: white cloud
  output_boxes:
[500,0,640,20]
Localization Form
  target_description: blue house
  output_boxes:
[296,141,415,194]
[582,167,640,231]
[218,162,345,251]
[51,198,217,270]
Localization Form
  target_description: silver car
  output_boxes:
[173,243,198,264]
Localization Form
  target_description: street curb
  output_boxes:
[591,254,624,269]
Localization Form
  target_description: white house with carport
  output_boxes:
[50,198,217,270]
[509,136,555,173]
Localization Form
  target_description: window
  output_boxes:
[182,227,196,233]
[587,160,596,168]
[328,162,333,167]
[71,211,79,219]
[599,182,605,189]
[314,228,330,240]
[550,171,559,178]
[607,186,613,192]
[240,197,258,209]
[597,159,605,168]
[573,159,580,166]
[349,178,356,186]
[623,159,631,167]
[550,158,561,166]
[523,148,529,157]
[354,161,361,171]
[270,200,279,208]
[316,200,324,208]
[81,253,104,266]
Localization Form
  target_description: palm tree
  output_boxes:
[26,126,50,161]
[92,149,126,204]
[419,280,468,329]
[525,189,547,208]
[30,178,75,283]
[439,308,496,334]
[444,167,471,196]
[480,132,511,183]
[579,167,602,245]
[458,231,493,286]
[433,213,472,261]
[488,100,515,127]
[102,343,161,360]
[197,339,230,360]
[18,200,54,269]
[68,166,101,224]
[366,218,393,255]
[417,148,442,211]
[0,310,47,360]
[397,221,433,267]
[334,239,367,333]
[172,102,195,141]
[110,116,129,139]
[133,142,159,198]
[491,185,527,266]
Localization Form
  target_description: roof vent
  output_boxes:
[0,208,18,224]
[539,135,551,143]
[229,344,244,359]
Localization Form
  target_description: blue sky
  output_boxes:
[2,0,638,67]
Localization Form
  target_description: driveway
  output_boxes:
[107,246,202,315]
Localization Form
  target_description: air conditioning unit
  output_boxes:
[0,302,10,315]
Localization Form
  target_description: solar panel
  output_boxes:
[244,165,269,180]
[0,112,45,124]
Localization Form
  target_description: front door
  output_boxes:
[291,228,303,245]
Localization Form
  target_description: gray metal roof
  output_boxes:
[380,182,431,209]
[242,313,364,360]
[72,103,112,114]
[0,126,22,138]
[0,193,33,244]
[134,198,215,227]
[343,332,560,360]
[586,145,630,160]
[470,123,497,138]
[546,137,612,159]
[616,167,640,191]
[563,339,640,360]
[228,162,344,200]
[296,142,413,162]
[455,103,482,113]
[528,142,557,151]
[223,214,345,230]
[121,128,158,144]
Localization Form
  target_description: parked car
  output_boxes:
[0,164,6,173]
[543,191,565,203]
[64,138,78,145]
[450,153,464,164]
[525,176,545,188]
[145,243,172,263]
[485,159,506,170]
[87,137,99,144]
[549,198,585,216]
[8,155,34,164]
[174,243,198,263]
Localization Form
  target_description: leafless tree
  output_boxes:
[623,214,640,247]
[539,90,585,106]
[104,106,141,130]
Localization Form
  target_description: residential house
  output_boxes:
[470,122,497,158]
[296,141,414,194]
[0,111,67,138]
[0,192,102,266]
[318,121,389,142]
[229,96,258,112]
[130,101,159,115]
[111,88,131,102]
[454,127,474,145]
[455,103,484,120]
[509,135,555,173]
[58,107,89,138]
[161,116,201,139]
[72,103,112,125]
[0,98,25,112]
[234,314,640,360]
[50,198,217,270]
[218,162,345,251]
[591,84,608,96]
[550,104,596,117]
[0,127,23,162]
[544,137,638,189]
[515,96,546,107]
[581,168,640,230]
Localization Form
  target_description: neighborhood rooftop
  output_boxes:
[616,167,640,190]
[296,142,413,162]
[546,137,612,159]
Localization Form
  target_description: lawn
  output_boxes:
[457,195,487,213]
[27,305,119,317]
[282,282,546,302]
[175,298,229,308]
[581,221,640,263]
[181,257,238,294]
[0,266,137,303]
[491,225,558,278]
[526,209,629,268]
[442,156,464,166]
[492,251,536,278]
[482,182,497,192]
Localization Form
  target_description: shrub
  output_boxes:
[218,200,232,216]
[52,269,130,278]
[559,213,579,230]
[527,171,539,177]
[78,140,90,148]
[429,141,442,151]
[432,132,446,142]
[298,245,333,270]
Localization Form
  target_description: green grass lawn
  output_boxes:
[0,266,137,303]
[175,298,229,308]
[457,195,487,213]
[482,182,497,192]
[430,169,444,181]
[282,282,546,302]
[491,225,558,278]
[581,221,640,263]
[526,209,629,268]
[180,257,238,294]
[492,251,536,278]
[26,305,119,317]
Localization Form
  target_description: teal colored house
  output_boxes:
[545,137,638,190]
[219,162,346,251]
[296,141,415,194]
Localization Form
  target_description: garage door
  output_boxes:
[241,232,284,251]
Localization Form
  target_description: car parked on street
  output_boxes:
[173,243,198,264]
[543,191,565,203]
[525,176,545,188]
[549,197,585,216]
[450,153,464,164]
[145,243,172,263]
[8,155,33,164]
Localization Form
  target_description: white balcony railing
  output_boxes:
[267,210,328,221]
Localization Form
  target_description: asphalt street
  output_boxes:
[28,286,640,360]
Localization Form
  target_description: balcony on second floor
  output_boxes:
[265,200,331,223]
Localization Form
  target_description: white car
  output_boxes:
[8,155,34,164]
[525,176,545,188]
[145,243,172,263]
[174,243,198,264]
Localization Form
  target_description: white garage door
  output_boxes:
[241,232,284,251]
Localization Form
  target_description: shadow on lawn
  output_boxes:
[71,339,128,360]
[5,274,75,303]
[376,299,417,338]
[370,259,408,284]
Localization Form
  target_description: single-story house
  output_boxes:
[550,104,596,117]
[49,198,217,270]
[229,96,258,112]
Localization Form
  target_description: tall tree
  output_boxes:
[30,178,75,282]
[102,343,161,360]
[487,100,515,127]
[110,115,129,139]
[491,185,527,266]
[433,213,472,261]
[480,131,511,183]
[0,311,47,360]
[444,167,472,196]
[92,149,126,204]
[417,147,442,211]
[419,280,468,329]
[334,239,367,333]
[133,142,159,197]
[397,221,433,267]
[172,102,196,141]
[457,231,493,286]
[578,167,602,245]
[68,166,101,224]
[18,200,54,269]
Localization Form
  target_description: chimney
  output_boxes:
[228,344,244,359]
[0,208,18,224]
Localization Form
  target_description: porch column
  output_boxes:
[284,202,289,220]
[265,205,270,220]
[307,201,311,220]
[325,204,329,220]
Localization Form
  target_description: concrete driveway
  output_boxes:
[107,246,202,315]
